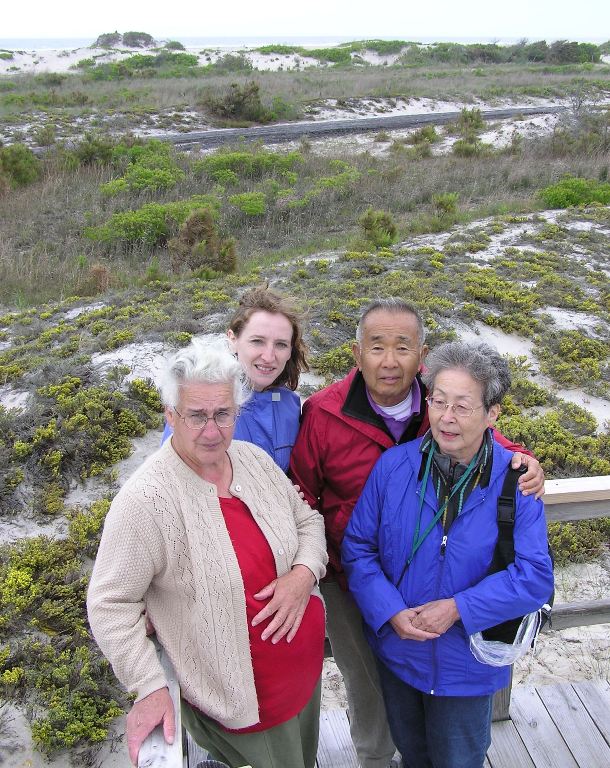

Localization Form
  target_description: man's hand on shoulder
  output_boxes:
[511,452,545,499]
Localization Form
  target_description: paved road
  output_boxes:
[167,106,567,150]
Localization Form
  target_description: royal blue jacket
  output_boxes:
[341,435,554,697]
[161,387,300,473]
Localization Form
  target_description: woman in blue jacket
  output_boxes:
[162,286,307,471]
[342,341,553,768]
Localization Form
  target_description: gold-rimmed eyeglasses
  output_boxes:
[426,396,485,419]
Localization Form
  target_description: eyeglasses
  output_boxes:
[173,407,238,430]
[426,396,485,419]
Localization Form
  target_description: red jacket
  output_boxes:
[290,368,529,585]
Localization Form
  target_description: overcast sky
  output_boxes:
[1,0,608,41]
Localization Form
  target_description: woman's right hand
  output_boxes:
[390,608,440,642]
[126,687,175,765]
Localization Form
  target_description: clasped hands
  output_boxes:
[390,598,460,642]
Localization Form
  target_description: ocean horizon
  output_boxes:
[1,34,607,51]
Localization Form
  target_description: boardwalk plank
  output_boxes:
[510,686,578,768]
[536,682,610,766]
[572,679,610,746]
[487,719,535,768]
[316,710,358,768]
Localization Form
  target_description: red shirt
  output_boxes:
[219,496,324,732]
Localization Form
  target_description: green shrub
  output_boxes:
[85,195,220,246]
[535,329,609,387]
[311,343,355,378]
[359,208,398,248]
[209,53,253,72]
[101,164,184,196]
[165,40,185,51]
[201,81,273,123]
[307,47,352,64]
[406,125,440,145]
[195,147,302,180]
[452,138,489,157]
[539,176,610,208]
[464,268,541,313]
[229,191,266,216]
[497,410,610,477]
[432,192,459,215]
[548,518,610,565]
[457,107,485,134]
[210,168,239,185]
[168,208,236,273]
[0,144,41,186]
[122,31,155,47]
[94,32,122,47]
[33,124,56,147]
[66,132,117,167]
[256,45,300,55]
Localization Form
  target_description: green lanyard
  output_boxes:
[396,443,480,587]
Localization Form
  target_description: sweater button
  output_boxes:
[278,548,284,555]
[234,484,242,492]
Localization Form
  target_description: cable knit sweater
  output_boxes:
[87,439,328,730]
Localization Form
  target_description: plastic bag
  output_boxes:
[469,606,549,667]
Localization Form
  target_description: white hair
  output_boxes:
[158,334,251,408]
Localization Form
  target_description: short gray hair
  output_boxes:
[159,334,251,408]
[421,341,511,410]
[356,298,426,346]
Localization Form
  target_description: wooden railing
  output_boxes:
[139,475,610,767]
[491,474,610,721]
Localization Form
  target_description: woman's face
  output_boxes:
[428,368,500,464]
[228,310,293,391]
[166,381,236,473]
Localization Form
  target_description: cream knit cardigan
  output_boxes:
[87,439,328,730]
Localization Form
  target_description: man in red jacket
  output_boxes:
[290,298,544,768]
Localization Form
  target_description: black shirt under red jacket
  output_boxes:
[289,368,531,586]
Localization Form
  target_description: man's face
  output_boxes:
[352,309,428,407]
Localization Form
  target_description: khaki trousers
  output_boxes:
[322,579,396,768]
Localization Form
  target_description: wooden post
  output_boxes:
[492,666,513,722]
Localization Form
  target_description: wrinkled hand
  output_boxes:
[126,687,175,765]
[390,608,440,642]
[512,453,545,499]
[411,598,460,636]
[252,565,316,643]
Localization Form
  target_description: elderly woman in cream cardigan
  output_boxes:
[87,335,327,768]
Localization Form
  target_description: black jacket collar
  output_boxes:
[341,370,428,444]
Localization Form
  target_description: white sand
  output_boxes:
[90,341,169,386]
[0,43,405,77]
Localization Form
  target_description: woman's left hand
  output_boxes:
[411,598,460,635]
[252,565,316,643]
